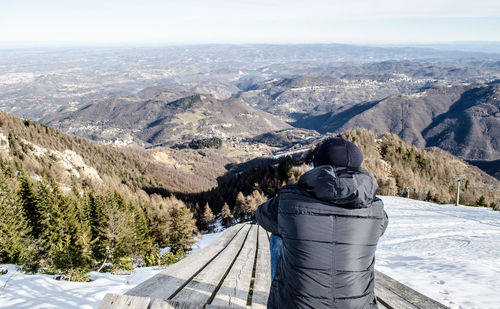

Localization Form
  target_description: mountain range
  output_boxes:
[44,90,290,147]
[1,45,499,180]
[293,81,500,161]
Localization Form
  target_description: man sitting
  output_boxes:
[256,137,388,309]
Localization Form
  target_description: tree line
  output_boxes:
[0,157,197,281]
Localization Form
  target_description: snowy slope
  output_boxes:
[0,232,222,309]
[1,197,499,309]
[376,196,500,309]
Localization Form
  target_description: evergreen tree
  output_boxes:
[220,202,233,228]
[85,192,106,260]
[425,190,433,202]
[199,202,215,232]
[147,200,171,247]
[476,195,487,207]
[248,190,267,212]
[38,178,91,275]
[0,170,35,265]
[99,191,134,265]
[18,172,42,238]
[233,192,246,222]
[129,202,151,262]
[233,190,266,222]
[168,198,196,252]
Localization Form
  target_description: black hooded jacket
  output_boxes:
[256,165,388,309]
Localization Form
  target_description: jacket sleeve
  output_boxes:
[380,210,389,237]
[256,196,279,235]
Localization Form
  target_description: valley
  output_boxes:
[1,43,499,203]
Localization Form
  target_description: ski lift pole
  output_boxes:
[453,176,465,206]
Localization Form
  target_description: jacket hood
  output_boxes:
[298,165,378,208]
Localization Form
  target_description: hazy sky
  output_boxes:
[1,0,499,46]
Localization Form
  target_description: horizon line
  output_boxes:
[1,40,500,49]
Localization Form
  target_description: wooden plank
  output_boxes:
[250,226,271,309]
[205,304,245,309]
[149,300,230,309]
[210,225,258,308]
[171,224,252,304]
[150,299,203,309]
[375,284,419,309]
[377,299,390,309]
[98,293,150,309]
[126,223,245,299]
[375,271,449,309]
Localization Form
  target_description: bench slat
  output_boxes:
[250,226,271,309]
[376,298,390,309]
[171,224,252,303]
[150,299,202,309]
[375,271,449,309]
[126,223,245,299]
[375,285,419,309]
[98,293,150,309]
[150,299,232,309]
[210,225,258,308]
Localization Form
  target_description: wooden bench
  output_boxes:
[99,223,448,309]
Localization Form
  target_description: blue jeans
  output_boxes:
[270,233,282,280]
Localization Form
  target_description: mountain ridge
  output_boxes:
[293,82,500,161]
[45,90,291,147]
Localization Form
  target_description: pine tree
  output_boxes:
[199,202,215,232]
[129,202,151,262]
[147,200,171,247]
[220,203,233,228]
[18,171,42,238]
[100,191,135,265]
[85,192,106,260]
[0,170,35,265]
[38,178,91,275]
[476,195,487,207]
[233,190,266,222]
[425,190,433,202]
[248,190,267,211]
[233,192,246,222]
[168,198,196,252]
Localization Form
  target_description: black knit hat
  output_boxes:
[313,137,364,168]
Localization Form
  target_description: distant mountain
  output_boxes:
[235,60,500,121]
[44,89,291,146]
[3,45,499,121]
[294,82,500,162]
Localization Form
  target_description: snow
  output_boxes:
[0,231,224,309]
[0,265,164,309]
[376,196,500,309]
[1,197,499,308]
[190,230,226,254]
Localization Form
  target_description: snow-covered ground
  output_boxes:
[376,196,500,309]
[0,265,163,309]
[0,232,222,309]
[1,196,499,308]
